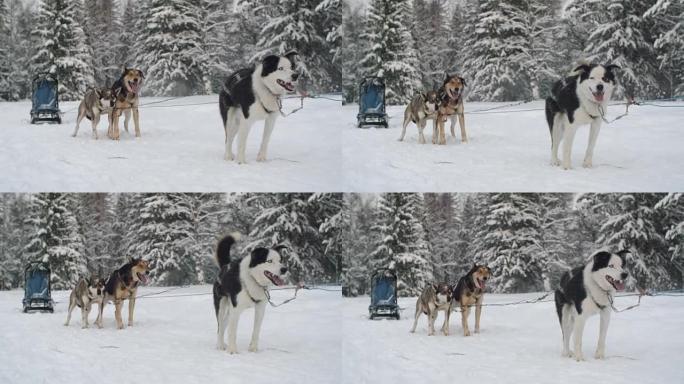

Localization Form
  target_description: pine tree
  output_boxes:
[84,0,122,87]
[470,193,545,293]
[598,193,673,289]
[645,0,684,97]
[341,1,367,103]
[138,0,206,96]
[24,193,87,289]
[31,0,95,100]
[130,194,195,286]
[369,193,432,296]
[360,0,422,104]
[342,194,376,296]
[655,193,684,287]
[412,0,449,89]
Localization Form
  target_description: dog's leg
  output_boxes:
[438,117,447,145]
[474,299,482,333]
[583,119,601,168]
[418,120,427,144]
[83,303,92,328]
[441,307,450,336]
[450,115,456,138]
[124,109,131,134]
[461,304,471,336]
[572,315,587,361]
[224,110,238,161]
[458,113,467,143]
[109,109,121,140]
[410,303,421,333]
[550,115,564,166]
[64,299,75,326]
[132,107,141,137]
[127,296,136,327]
[80,295,89,328]
[73,111,85,138]
[432,119,438,144]
[236,119,252,164]
[227,308,241,354]
[595,309,611,359]
[96,296,107,328]
[249,301,266,352]
[256,113,277,162]
[561,306,574,357]
[91,110,100,140]
[114,300,124,330]
[216,298,228,350]
[428,308,437,336]
[399,116,410,142]
[561,121,578,170]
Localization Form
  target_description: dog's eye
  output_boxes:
[589,77,595,80]
[609,264,614,268]
[278,66,284,71]
[267,260,273,263]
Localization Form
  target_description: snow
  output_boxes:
[0,285,341,384]
[342,293,684,384]
[342,101,684,192]
[0,95,341,192]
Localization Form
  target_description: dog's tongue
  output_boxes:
[139,273,148,285]
[594,92,604,102]
[479,280,485,290]
[615,281,625,291]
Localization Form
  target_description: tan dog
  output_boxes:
[435,73,467,145]
[96,258,150,329]
[446,263,491,336]
[410,282,453,336]
[108,68,144,140]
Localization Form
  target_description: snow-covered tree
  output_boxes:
[31,0,95,100]
[470,193,545,293]
[369,193,432,296]
[360,0,422,104]
[645,0,684,97]
[24,194,87,289]
[84,0,122,87]
[129,194,195,286]
[138,0,206,96]
[341,0,367,103]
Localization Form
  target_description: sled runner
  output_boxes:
[30,73,61,124]
[369,268,400,320]
[357,77,388,128]
[22,261,54,313]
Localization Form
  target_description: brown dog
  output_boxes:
[96,258,150,329]
[108,68,144,140]
[447,263,491,336]
[435,73,467,145]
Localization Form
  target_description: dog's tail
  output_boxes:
[215,232,241,268]
[545,97,560,138]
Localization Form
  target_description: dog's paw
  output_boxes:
[594,349,605,360]
[216,342,227,351]
[127,321,133,327]
[256,153,267,162]
[561,350,572,358]
[82,324,89,329]
[574,352,585,362]
[474,328,480,334]
[551,158,561,166]
[463,329,471,337]
[442,330,449,336]
[562,163,572,170]
[63,322,69,327]
[228,346,239,355]
[248,343,258,353]
[224,152,234,162]
[582,160,593,168]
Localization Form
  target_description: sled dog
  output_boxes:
[219,51,300,164]
[96,258,150,329]
[72,88,112,139]
[545,63,620,169]
[64,276,105,328]
[399,91,439,144]
[108,67,144,140]
[436,73,467,145]
[447,263,491,336]
[410,282,452,336]
[554,250,629,361]
[213,234,289,354]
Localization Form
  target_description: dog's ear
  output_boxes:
[616,249,631,265]
[573,64,591,74]
[138,69,145,79]
[262,55,280,76]
[604,64,620,72]
[420,92,426,100]
[284,50,298,63]
[444,72,451,80]
[460,77,467,86]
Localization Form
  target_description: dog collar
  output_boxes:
[240,276,264,304]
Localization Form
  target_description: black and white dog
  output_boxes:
[213,234,288,354]
[545,64,620,169]
[219,52,299,164]
[554,250,630,361]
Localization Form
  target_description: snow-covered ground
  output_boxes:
[0,285,341,384]
[342,101,684,192]
[342,293,684,384]
[0,95,341,192]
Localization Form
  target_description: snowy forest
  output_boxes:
[342,0,684,104]
[0,0,340,101]
[342,193,684,297]
[0,193,343,290]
